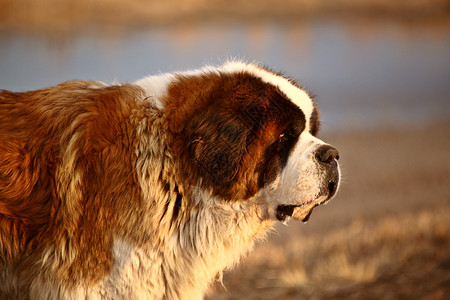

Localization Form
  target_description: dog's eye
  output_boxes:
[278,128,300,143]
[278,132,290,143]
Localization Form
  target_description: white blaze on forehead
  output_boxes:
[219,61,314,129]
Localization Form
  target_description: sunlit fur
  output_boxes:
[0,60,339,299]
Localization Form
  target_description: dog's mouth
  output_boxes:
[276,202,317,222]
[276,180,338,223]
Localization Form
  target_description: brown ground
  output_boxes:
[207,121,450,299]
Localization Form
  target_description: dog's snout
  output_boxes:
[315,144,340,164]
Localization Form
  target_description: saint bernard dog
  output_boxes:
[0,60,340,299]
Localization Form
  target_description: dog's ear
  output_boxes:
[185,111,249,186]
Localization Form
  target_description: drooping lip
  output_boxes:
[276,195,329,222]
[276,176,339,222]
[291,201,320,222]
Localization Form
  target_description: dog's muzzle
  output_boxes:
[278,144,340,223]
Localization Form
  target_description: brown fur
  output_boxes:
[165,72,301,201]
[0,81,150,290]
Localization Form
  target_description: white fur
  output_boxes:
[263,132,329,218]
[134,73,176,110]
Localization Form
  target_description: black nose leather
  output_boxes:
[315,144,340,164]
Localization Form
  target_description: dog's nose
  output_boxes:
[315,144,340,164]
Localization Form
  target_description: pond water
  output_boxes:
[1,18,449,132]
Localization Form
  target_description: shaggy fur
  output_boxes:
[0,61,340,299]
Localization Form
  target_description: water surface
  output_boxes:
[1,19,449,132]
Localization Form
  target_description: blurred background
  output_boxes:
[1,0,449,299]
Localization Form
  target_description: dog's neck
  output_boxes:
[159,194,272,298]
[116,105,275,298]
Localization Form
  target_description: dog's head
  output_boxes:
[165,61,340,222]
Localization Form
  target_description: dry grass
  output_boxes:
[0,0,449,35]
[207,207,450,299]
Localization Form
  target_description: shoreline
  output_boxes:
[1,0,449,36]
